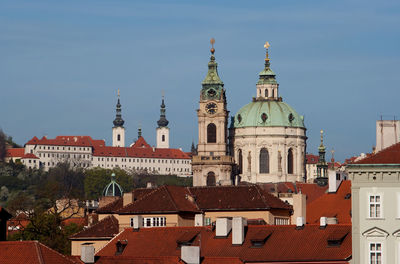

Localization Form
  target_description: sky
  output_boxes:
[1,0,400,162]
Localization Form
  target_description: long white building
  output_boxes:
[9,94,192,177]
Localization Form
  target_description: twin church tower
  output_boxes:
[193,40,307,186]
[112,90,170,149]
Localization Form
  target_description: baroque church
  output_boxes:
[192,41,307,186]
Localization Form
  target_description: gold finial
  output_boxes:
[320,129,324,143]
[117,89,120,98]
[264,41,270,61]
[210,38,215,54]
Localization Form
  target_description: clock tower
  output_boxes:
[192,39,234,186]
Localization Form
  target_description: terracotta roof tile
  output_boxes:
[26,135,105,147]
[0,241,79,264]
[118,186,199,214]
[306,154,319,164]
[96,225,352,262]
[21,153,39,159]
[353,142,400,164]
[296,182,328,204]
[189,185,292,211]
[307,181,352,224]
[5,148,25,158]
[69,215,119,239]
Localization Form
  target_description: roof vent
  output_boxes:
[344,193,351,199]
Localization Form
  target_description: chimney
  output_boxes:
[291,193,306,224]
[320,217,327,229]
[216,218,232,237]
[328,170,344,193]
[80,243,94,264]
[296,217,304,229]
[232,217,247,245]
[195,214,204,226]
[181,246,200,264]
[123,192,134,207]
[132,215,143,230]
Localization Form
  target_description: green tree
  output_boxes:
[8,209,83,255]
[84,167,133,199]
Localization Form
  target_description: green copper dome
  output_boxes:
[234,100,305,128]
[103,173,123,197]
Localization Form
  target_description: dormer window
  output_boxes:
[327,232,348,247]
[115,240,128,255]
[250,230,272,248]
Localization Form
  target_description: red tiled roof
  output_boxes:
[70,215,119,239]
[259,182,296,193]
[97,188,155,214]
[96,225,351,262]
[0,241,79,264]
[132,137,151,149]
[26,135,105,148]
[307,181,352,224]
[62,217,87,227]
[21,153,39,159]
[93,145,190,159]
[6,148,25,158]
[353,142,400,164]
[296,182,328,204]
[117,185,291,214]
[189,185,292,211]
[306,154,319,164]
[118,186,199,214]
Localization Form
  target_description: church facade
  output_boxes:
[193,41,307,186]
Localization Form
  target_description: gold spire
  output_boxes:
[264,41,270,61]
[117,89,120,98]
[320,129,324,144]
[210,38,215,54]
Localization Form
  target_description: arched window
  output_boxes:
[206,171,216,186]
[117,134,121,141]
[238,149,243,174]
[287,148,294,174]
[272,89,275,98]
[259,148,270,173]
[162,135,165,142]
[265,89,268,97]
[207,123,216,143]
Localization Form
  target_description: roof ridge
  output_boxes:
[186,187,200,211]
[117,187,161,212]
[34,241,45,264]
[164,186,179,211]
[255,185,269,208]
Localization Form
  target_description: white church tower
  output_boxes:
[156,96,169,148]
[112,90,125,147]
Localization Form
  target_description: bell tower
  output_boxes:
[156,94,170,149]
[192,39,234,186]
[112,89,125,147]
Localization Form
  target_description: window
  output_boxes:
[205,217,212,226]
[265,89,268,97]
[117,134,120,141]
[142,217,166,228]
[238,149,243,174]
[369,195,381,218]
[287,148,294,174]
[207,123,216,143]
[259,148,270,173]
[130,218,134,227]
[162,135,165,142]
[206,171,216,186]
[369,242,382,264]
[274,217,289,225]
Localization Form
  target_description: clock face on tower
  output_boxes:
[205,102,218,114]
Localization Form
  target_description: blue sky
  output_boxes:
[1,0,400,162]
